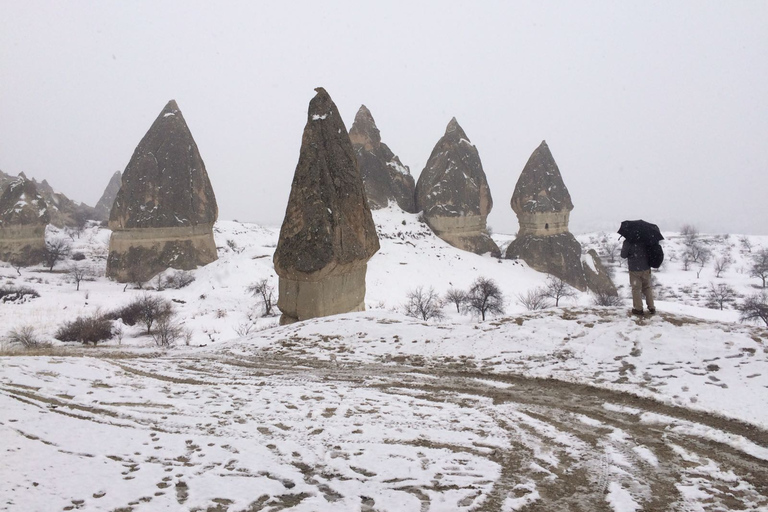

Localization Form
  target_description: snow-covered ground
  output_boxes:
[1,207,767,511]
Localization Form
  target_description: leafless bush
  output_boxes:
[467,277,505,320]
[444,288,468,313]
[517,287,551,311]
[151,316,187,347]
[43,238,72,271]
[542,275,577,306]
[749,248,768,288]
[68,263,92,291]
[713,255,731,278]
[737,293,768,326]
[6,325,46,348]
[155,270,195,291]
[404,286,444,321]
[247,279,277,316]
[108,294,173,334]
[55,315,113,345]
[739,236,752,253]
[592,289,624,307]
[680,224,699,247]
[706,282,736,311]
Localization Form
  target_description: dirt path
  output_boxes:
[2,352,767,511]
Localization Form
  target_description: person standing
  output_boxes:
[621,240,655,315]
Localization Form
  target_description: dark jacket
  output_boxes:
[621,240,650,271]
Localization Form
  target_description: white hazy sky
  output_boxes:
[1,1,767,235]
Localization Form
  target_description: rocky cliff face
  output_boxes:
[0,177,49,264]
[106,100,218,282]
[274,88,380,324]
[94,171,122,222]
[349,105,416,212]
[505,141,616,295]
[414,118,499,256]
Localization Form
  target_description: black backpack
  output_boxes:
[648,242,664,269]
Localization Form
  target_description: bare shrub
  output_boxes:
[404,286,444,321]
[592,289,624,307]
[0,285,40,304]
[517,287,551,311]
[737,293,768,326]
[444,288,468,313]
[163,271,195,290]
[247,279,277,316]
[706,282,736,311]
[234,312,259,337]
[151,316,187,347]
[749,248,768,288]
[739,236,752,253]
[542,275,577,307]
[6,325,46,348]
[55,315,113,345]
[68,263,92,291]
[680,224,699,247]
[467,277,505,320]
[43,238,72,271]
[713,255,731,278]
[108,295,172,334]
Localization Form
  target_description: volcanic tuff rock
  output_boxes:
[415,118,499,257]
[349,105,416,212]
[1,169,97,228]
[106,100,218,282]
[94,171,122,222]
[0,176,49,264]
[273,88,380,325]
[505,141,617,295]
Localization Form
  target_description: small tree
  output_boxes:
[135,294,173,334]
[739,236,752,253]
[749,248,768,288]
[444,288,468,313]
[151,315,186,347]
[680,224,699,247]
[601,239,621,264]
[542,275,577,307]
[247,279,277,316]
[9,259,24,276]
[404,286,444,321]
[68,263,91,291]
[695,248,711,279]
[713,255,731,278]
[736,293,768,326]
[43,238,71,271]
[517,287,551,311]
[467,277,505,320]
[706,282,736,311]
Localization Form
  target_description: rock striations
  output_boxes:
[505,141,617,295]
[94,171,122,222]
[106,100,218,282]
[349,105,416,212]
[415,118,500,257]
[273,88,380,325]
[0,176,50,264]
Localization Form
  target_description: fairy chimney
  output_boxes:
[506,141,616,295]
[106,100,218,282]
[0,176,49,264]
[94,171,122,222]
[349,105,416,212]
[273,88,380,325]
[415,118,499,257]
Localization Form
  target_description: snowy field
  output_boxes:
[1,207,767,511]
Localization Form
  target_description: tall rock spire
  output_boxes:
[349,105,416,212]
[274,88,380,324]
[106,100,218,282]
[414,118,499,257]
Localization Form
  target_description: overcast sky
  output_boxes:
[1,1,767,235]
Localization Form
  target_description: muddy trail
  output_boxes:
[2,352,768,511]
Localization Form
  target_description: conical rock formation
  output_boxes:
[349,105,415,212]
[0,176,49,264]
[273,88,380,324]
[415,118,499,256]
[106,100,218,282]
[94,171,122,222]
[505,141,617,295]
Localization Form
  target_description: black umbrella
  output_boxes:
[618,219,664,244]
